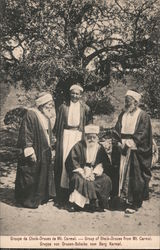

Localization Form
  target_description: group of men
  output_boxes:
[15,84,152,214]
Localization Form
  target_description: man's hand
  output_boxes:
[73,168,86,179]
[118,142,124,149]
[79,171,94,181]
[117,142,126,152]
[51,150,55,159]
[30,152,37,162]
[85,173,95,181]
[118,142,129,156]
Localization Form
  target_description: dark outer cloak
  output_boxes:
[111,109,152,205]
[53,101,92,195]
[65,141,112,208]
[15,109,56,207]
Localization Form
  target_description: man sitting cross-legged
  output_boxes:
[65,125,112,212]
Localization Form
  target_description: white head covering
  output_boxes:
[85,125,100,134]
[125,90,141,102]
[70,84,83,92]
[35,93,53,107]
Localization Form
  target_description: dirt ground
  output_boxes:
[0,160,160,236]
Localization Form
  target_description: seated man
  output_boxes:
[65,125,112,212]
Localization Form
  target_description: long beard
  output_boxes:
[86,141,97,148]
[125,104,137,113]
[42,108,54,119]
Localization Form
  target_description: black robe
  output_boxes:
[15,109,56,208]
[111,109,152,207]
[53,101,92,201]
[66,141,112,208]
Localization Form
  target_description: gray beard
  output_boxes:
[42,109,54,119]
[86,141,98,148]
[125,105,137,113]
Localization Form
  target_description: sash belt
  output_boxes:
[121,133,133,139]
[64,125,79,130]
[85,162,93,168]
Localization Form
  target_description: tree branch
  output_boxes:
[84,38,156,67]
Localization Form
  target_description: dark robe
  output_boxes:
[15,109,56,208]
[111,109,152,207]
[53,101,92,202]
[66,141,112,208]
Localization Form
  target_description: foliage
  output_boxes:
[140,67,160,118]
[1,0,160,114]
[133,59,160,118]
[4,107,27,129]
[85,88,114,115]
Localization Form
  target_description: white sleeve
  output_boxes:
[24,147,35,157]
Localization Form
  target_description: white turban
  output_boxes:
[125,90,141,102]
[70,84,83,92]
[35,93,53,107]
[85,125,100,134]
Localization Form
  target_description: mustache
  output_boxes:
[87,141,96,146]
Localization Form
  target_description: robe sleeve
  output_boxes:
[97,146,112,177]
[113,112,124,142]
[111,113,123,167]
[65,144,82,179]
[48,118,56,150]
[85,104,93,124]
[132,111,152,154]
[17,110,35,150]
[53,105,64,139]
[50,107,56,129]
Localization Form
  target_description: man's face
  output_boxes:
[42,100,54,118]
[85,133,98,146]
[125,95,137,112]
[70,89,81,103]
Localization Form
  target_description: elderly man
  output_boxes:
[66,125,112,212]
[15,92,56,208]
[54,84,92,206]
[111,90,152,213]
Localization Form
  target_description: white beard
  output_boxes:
[125,104,137,113]
[86,141,98,148]
[42,108,54,119]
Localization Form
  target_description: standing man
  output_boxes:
[15,92,56,208]
[54,84,92,206]
[66,125,112,212]
[111,90,152,213]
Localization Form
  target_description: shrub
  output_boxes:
[85,89,114,115]
[4,107,27,130]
